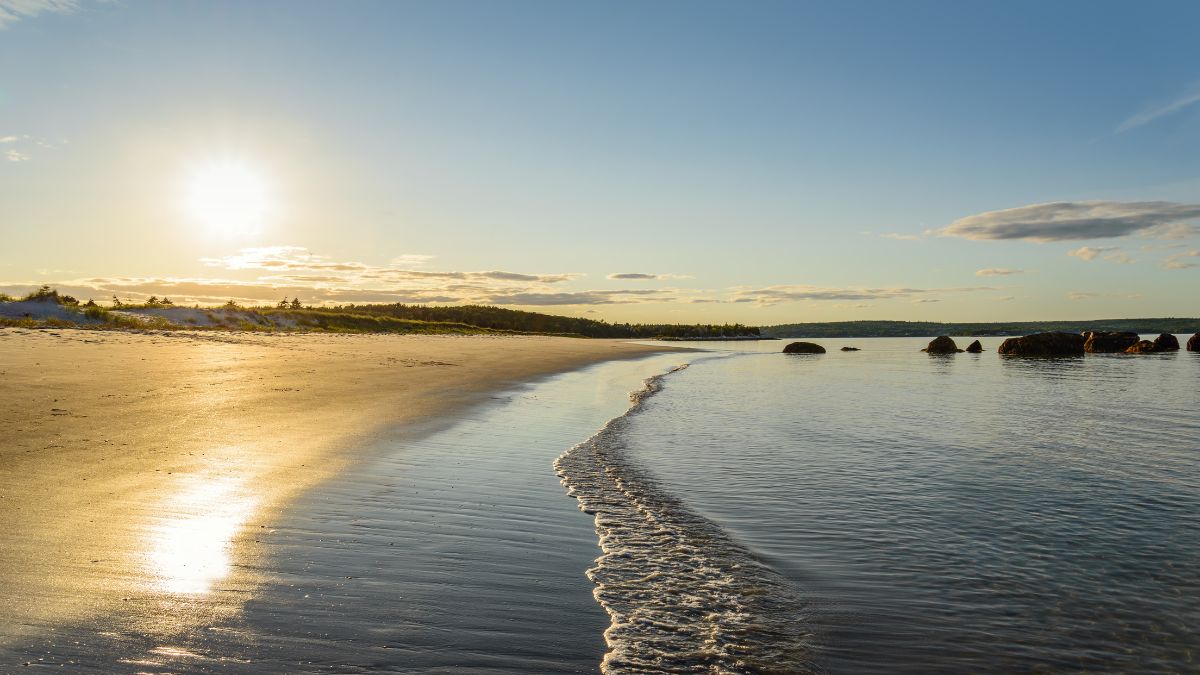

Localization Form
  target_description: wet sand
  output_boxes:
[0,328,673,666]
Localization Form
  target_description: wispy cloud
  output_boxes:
[1067,246,1134,264]
[1117,86,1200,133]
[975,268,1022,277]
[1067,291,1143,301]
[880,232,922,241]
[0,244,1043,312]
[0,134,59,161]
[940,201,1200,242]
[606,272,691,281]
[4,247,680,308]
[0,0,81,29]
[390,254,435,267]
[1067,246,1112,261]
[484,289,672,306]
[1162,250,1200,270]
[202,247,579,284]
[728,284,997,306]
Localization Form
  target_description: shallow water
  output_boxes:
[595,337,1200,672]
[222,355,689,672]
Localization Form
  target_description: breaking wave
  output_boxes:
[555,365,817,674]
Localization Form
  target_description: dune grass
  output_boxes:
[0,286,761,337]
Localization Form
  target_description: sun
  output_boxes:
[185,162,272,236]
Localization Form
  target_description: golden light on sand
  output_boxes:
[185,162,272,236]
[147,473,258,595]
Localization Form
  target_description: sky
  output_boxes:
[1,0,1199,324]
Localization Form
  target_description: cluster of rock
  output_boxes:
[1079,330,1181,354]
[997,330,1194,356]
[917,336,984,354]
[997,332,1085,356]
[1125,334,1180,353]
[784,332,1200,356]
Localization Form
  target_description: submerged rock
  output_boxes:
[923,336,961,354]
[1083,331,1140,353]
[783,341,825,354]
[840,346,860,351]
[998,332,1085,356]
[1126,340,1157,354]
[1189,333,1200,351]
[965,340,983,353]
[1153,333,1180,351]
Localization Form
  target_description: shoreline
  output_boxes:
[216,352,694,672]
[0,329,684,657]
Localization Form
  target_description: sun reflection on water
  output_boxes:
[147,472,258,595]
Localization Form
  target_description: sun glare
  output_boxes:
[186,162,272,236]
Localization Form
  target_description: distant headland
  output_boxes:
[764,319,1200,339]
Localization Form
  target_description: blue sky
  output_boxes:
[2,0,1198,322]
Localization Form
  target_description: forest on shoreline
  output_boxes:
[764,319,1200,338]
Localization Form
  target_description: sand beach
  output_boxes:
[0,329,673,666]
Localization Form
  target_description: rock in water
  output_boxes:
[998,332,1085,356]
[840,346,860,351]
[1153,333,1180,351]
[1188,333,1200,351]
[1083,331,1140,353]
[965,340,983,353]
[1126,340,1157,354]
[783,341,825,354]
[923,336,961,354]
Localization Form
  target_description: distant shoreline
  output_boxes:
[763,319,1200,339]
[0,287,759,339]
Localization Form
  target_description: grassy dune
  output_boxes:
[0,286,760,338]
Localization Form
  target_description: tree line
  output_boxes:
[764,319,1200,338]
[295,302,761,338]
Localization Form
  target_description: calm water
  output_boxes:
[566,336,1199,672]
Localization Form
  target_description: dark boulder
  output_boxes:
[1083,331,1140,353]
[840,346,860,351]
[998,332,1085,356]
[965,340,983,353]
[923,336,962,354]
[783,341,825,354]
[1188,333,1200,352]
[1153,333,1180,351]
[1126,340,1157,354]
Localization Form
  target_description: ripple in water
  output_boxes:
[555,365,817,674]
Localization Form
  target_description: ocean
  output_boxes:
[11,337,1197,672]
[558,337,1199,673]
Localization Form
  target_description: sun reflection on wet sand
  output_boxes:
[146,470,259,596]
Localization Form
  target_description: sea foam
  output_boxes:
[555,365,817,674]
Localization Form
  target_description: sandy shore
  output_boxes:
[0,328,674,655]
